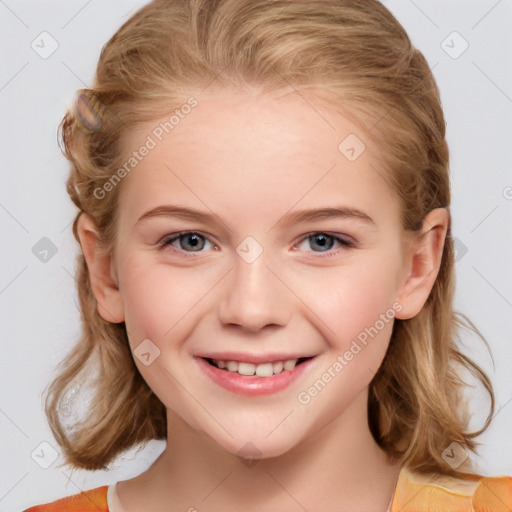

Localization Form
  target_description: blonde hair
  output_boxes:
[47,0,495,478]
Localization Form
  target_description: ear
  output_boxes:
[77,213,125,323]
[395,207,450,320]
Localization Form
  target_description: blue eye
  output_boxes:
[159,232,214,253]
[158,231,353,257]
[297,232,354,256]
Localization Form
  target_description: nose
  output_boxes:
[217,253,291,333]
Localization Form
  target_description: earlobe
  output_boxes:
[395,208,450,320]
[77,213,125,323]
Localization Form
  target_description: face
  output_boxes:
[102,86,416,459]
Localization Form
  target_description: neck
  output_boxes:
[123,389,401,512]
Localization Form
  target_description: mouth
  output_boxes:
[196,355,317,396]
[203,356,313,377]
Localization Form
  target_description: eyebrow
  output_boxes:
[136,205,376,227]
[276,206,376,227]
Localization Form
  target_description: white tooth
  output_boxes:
[216,360,226,369]
[283,359,298,371]
[226,361,238,372]
[272,361,284,374]
[255,362,274,377]
[238,362,256,376]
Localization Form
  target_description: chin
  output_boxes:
[207,427,303,463]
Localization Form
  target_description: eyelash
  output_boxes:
[157,231,355,258]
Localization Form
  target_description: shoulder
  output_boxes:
[393,466,512,511]
[23,485,109,512]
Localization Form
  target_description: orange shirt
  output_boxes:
[23,466,512,511]
[24,485,108,512]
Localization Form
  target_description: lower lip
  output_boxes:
[196,357,315,396]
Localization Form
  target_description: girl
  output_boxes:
[24,0,511,510]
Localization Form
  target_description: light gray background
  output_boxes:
[1,1,511,510]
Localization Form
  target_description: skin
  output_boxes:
[79,85,449,512]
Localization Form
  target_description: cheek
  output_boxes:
[120,271,173,342]
[117,257,218,343]
[299,259,399,349]
[294,265,399,414]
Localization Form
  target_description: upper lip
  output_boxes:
[195,352,316,364]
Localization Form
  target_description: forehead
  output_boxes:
[116,86,402,231]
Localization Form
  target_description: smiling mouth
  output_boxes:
[204,356,313,378]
